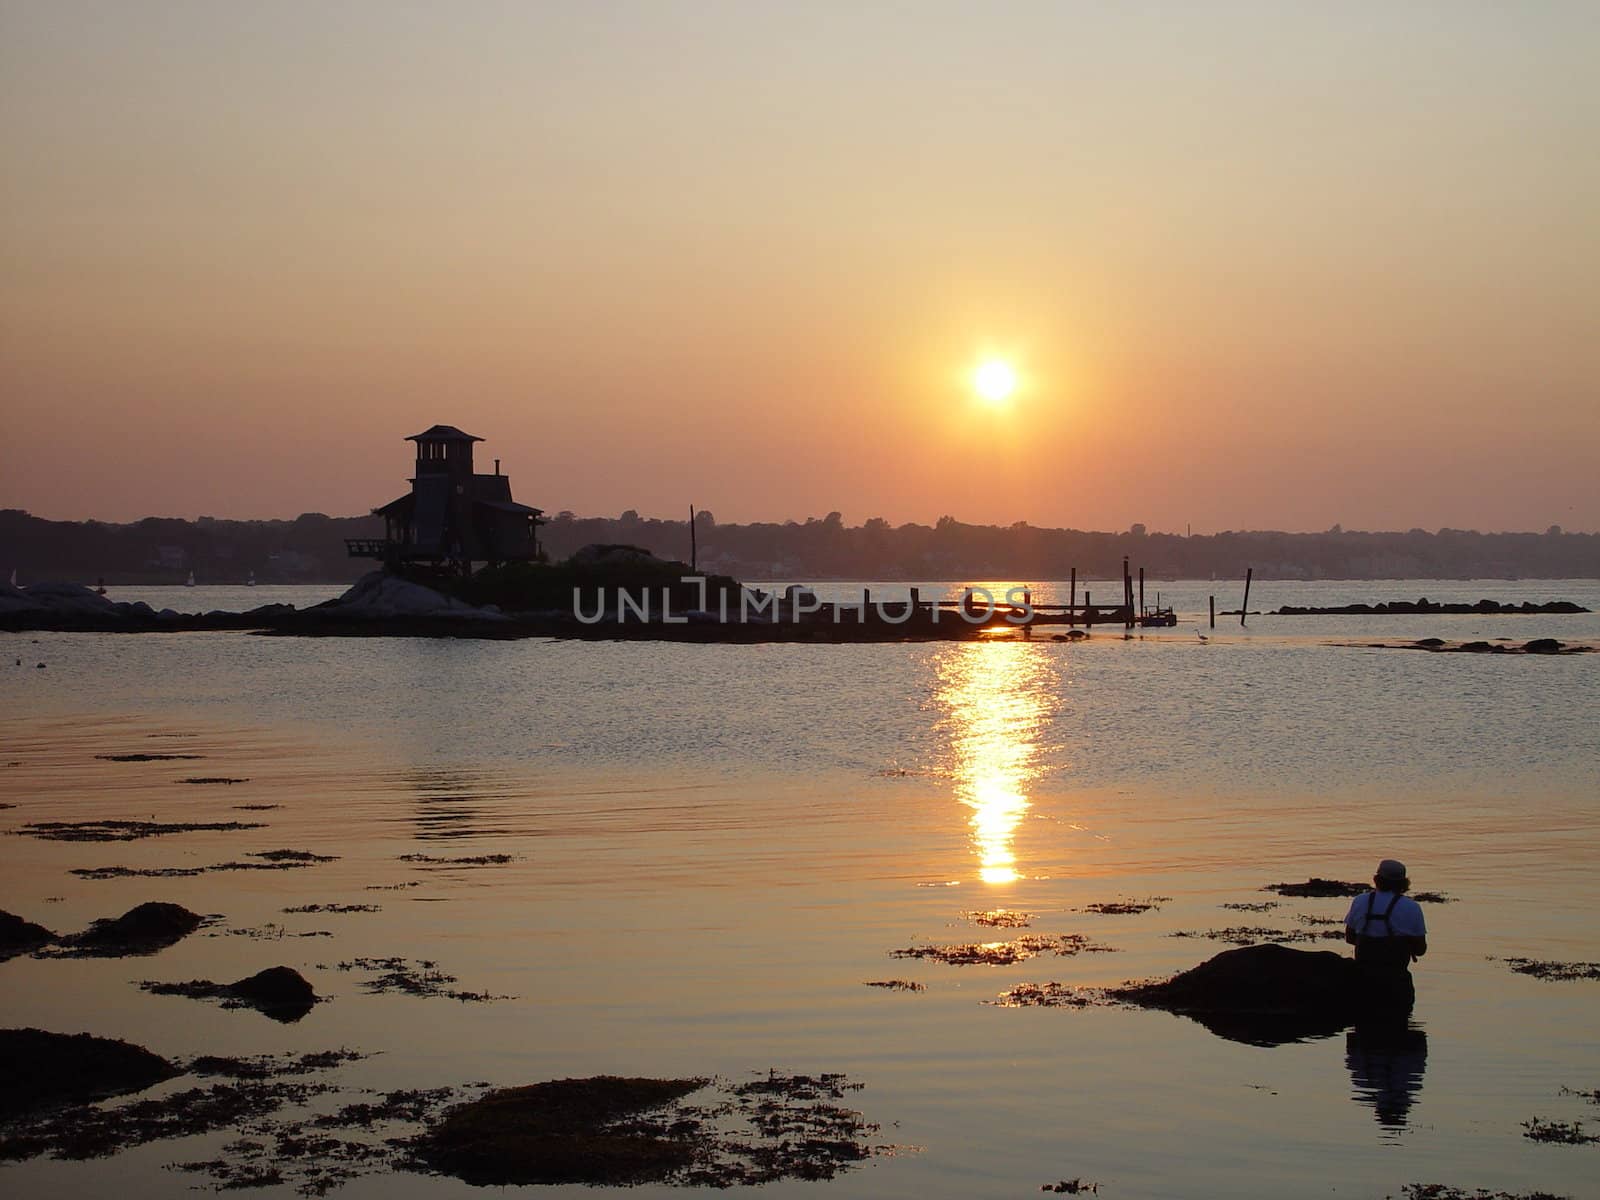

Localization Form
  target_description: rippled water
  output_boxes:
[2,579,1598,1199]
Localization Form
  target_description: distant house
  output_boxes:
[346,425,545,574]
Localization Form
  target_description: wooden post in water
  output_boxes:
[689,506,698,573]
[1069,567,1077,625]
[1209,595,1216,628]
[1138,567,1145,623]
[1084,590,1091,624]
[1241,567,1253,627]
[1123,556,1133,628]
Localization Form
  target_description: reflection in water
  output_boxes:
[399,768,519,840]
[936,642,1060,884]
[1346,1021,1428,1132]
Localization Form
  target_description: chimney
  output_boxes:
[494,458,501,475]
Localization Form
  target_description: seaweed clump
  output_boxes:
[1520,1118,1598,1145]
[967,909,1032,928]
[891,934,1114,966]
[17,819,265,842]
[1499,958,1600,982]
[324,957,507,1002]
[992,983,1112,1009]
[1401,1188,1571,1200]
[864,980,925,992]
[1170,925,1342,947]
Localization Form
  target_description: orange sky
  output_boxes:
[2,2,1596,532]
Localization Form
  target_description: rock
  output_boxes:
[74,902,202,951]
[227,967,317,1009]
[416,1077,707,1186]
[5,582,118,615]
[1523,638,1563,654]
[0,910,56,956]
[1414,638,1445,648]
[1461,641,1493,653]
[328,572,507,621]
[1112,943,1361,1046]
[0,1028,180,1116]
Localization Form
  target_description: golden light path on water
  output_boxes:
[936,638,1059,884]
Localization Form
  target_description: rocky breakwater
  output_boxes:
[0,581,295,633]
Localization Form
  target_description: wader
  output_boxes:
[1354,892,1415,1014]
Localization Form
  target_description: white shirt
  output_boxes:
[1344,890,1426,939]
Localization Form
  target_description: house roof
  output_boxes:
[476,499,545,517]
[406,424,483,443]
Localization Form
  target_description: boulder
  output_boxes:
[226,967,318,1022]
[0,910,56,956]
[1112,943,1362,1046]
[0,1028,180,1116]
[74,902,202,951]
[1523,638,1563,654]
[329,572,507,621]
[416,1076,707,1186]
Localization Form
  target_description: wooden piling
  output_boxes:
[1123,556,1133,628]
[1241,567,1253,627]
[689,505,698,573]
[1069,567,1077,625]
[1209,595,1215,628]
[1138,567,1145,622]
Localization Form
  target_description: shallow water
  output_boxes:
[3,579,1598,1199]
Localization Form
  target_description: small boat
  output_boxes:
[185,571,196,587]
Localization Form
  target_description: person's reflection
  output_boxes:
[1345,1019,1428,1131]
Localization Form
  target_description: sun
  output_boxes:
[972,359,1017,404]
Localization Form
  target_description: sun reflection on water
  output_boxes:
[935,641,1059,885]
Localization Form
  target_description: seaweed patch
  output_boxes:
[17,819,265,842]
[1498,958,1600,982]
[966,910,1032,928]
[321,957,509,1002]
[891,934,1114,966]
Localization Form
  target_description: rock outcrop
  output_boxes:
[0,1028,180,1116]
[1111,943,1363,1046]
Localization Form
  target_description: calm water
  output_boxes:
[3,579,1598,1199]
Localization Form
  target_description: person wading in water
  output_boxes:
[1344,859,1428,1013]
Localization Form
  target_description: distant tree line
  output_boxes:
[2,507,1594,586]
[541,511,1595,581]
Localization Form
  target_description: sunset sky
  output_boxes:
[3,1,1596,533]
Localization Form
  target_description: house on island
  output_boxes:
[346,425,545,574]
